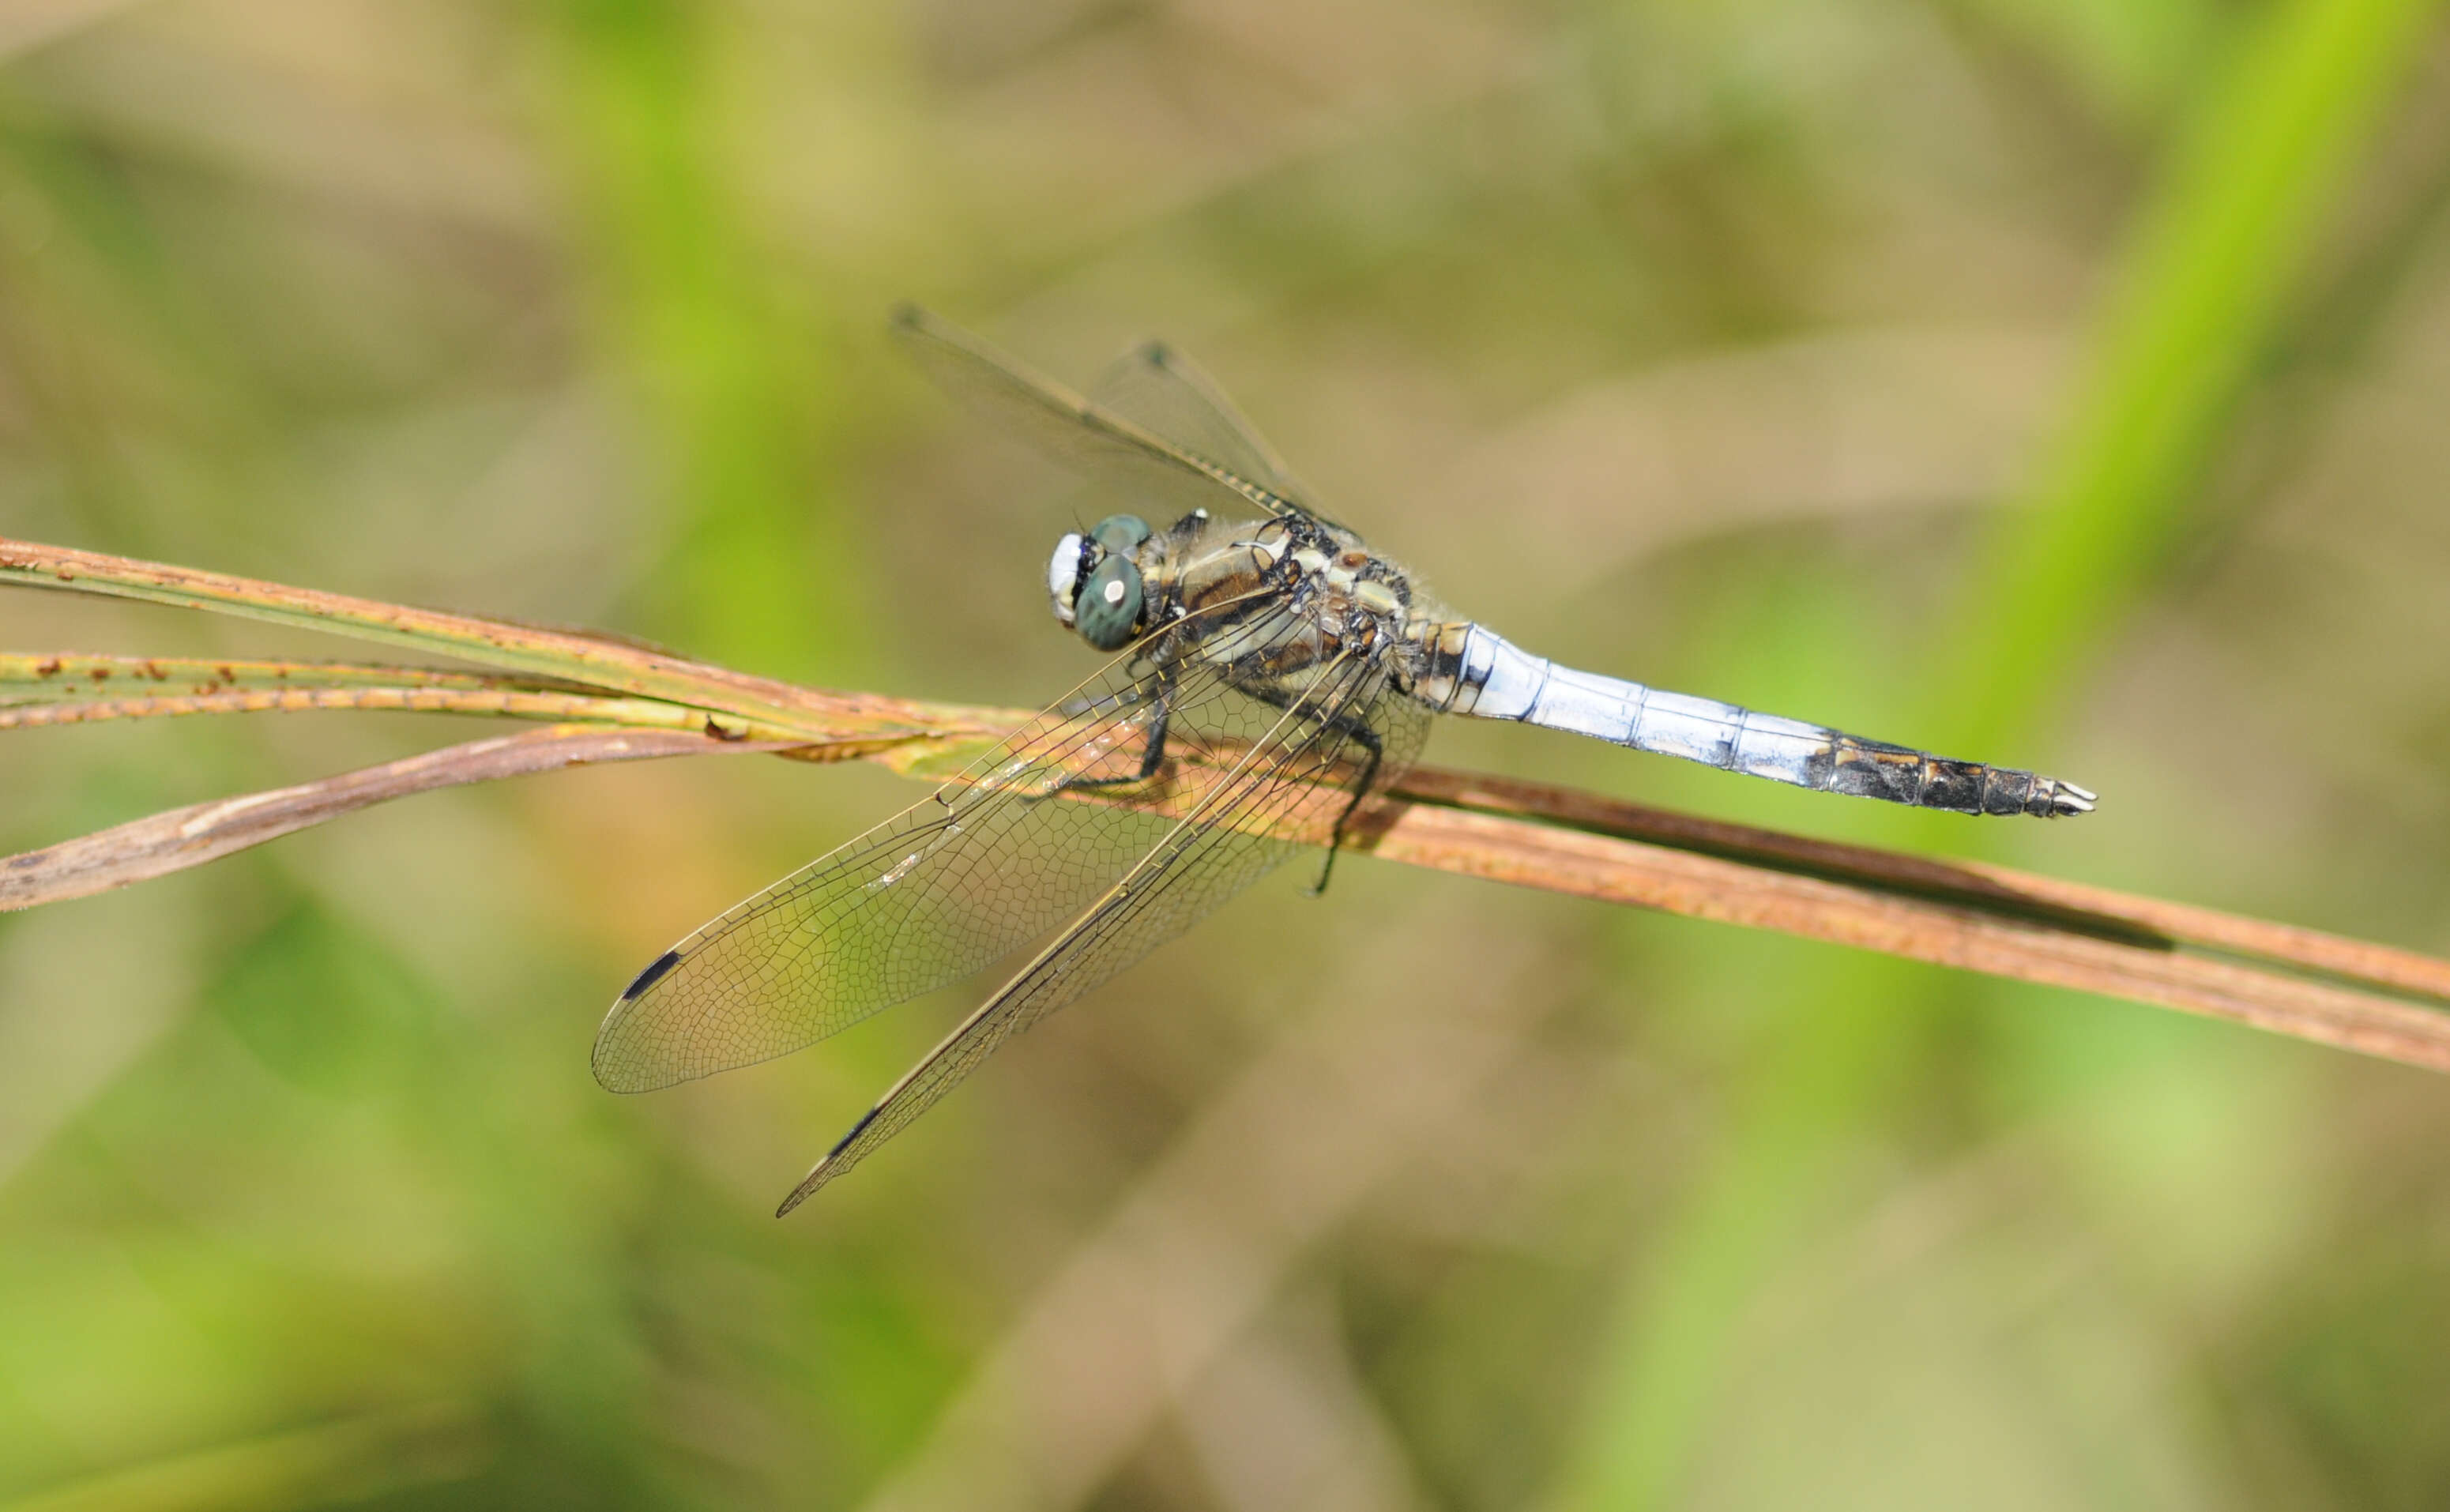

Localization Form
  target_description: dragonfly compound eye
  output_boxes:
[1092,513,1151,553]
[1075,555,1145,650]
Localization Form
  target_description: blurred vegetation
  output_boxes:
[5,2,2450,1510]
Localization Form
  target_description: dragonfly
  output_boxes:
[595,307,2095,1213]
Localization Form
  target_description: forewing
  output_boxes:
[776,651,1429,1209]
[1089,338,1353,536]
[596,642,1220,1093]
[893,304,1314,527]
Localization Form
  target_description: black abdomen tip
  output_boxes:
[621,949,682,1001]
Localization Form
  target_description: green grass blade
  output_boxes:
[1550,1,2450,1506]
[1942,0,2449,758]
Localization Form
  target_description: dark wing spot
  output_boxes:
[826,1100,885,1160]
[621,949,683,1001]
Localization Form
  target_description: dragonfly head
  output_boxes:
[1048,513,1151,651]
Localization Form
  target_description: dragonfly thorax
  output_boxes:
[1056,504,1460,713]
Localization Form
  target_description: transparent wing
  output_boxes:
[893,303,1329,528]
[776,649,1431,1210]
[593,596,1338,1093]
[1087,338,1353,535]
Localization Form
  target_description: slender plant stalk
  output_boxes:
[1,726,811,910]
[1,651,589,696]
[0,536,999,746]
[6,533,2448,1075]
[0,686,732,732]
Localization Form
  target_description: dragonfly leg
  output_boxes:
[1230,672,1385,895]
[1308,721,1381,896]
[1048,671,1174,795]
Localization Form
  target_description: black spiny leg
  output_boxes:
[1308,721,1381,896]
[1052,670,1174,795]
[1233,673,1386,897]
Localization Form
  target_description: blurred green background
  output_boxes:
[6,1,2450,1507]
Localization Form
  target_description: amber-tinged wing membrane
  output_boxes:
[892,304,1319,528]
[777,653,1431,1210]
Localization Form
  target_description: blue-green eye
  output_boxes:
[1074,556,1145,651]
[1092,513,1151,553]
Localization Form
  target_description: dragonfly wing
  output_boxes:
[1089,338,1352,536]
[593,680,1160,1090]
[593,604,1278,1093]
[776,649,1429,1210]
[593,593,1334,1093]
[893,304,1315,527]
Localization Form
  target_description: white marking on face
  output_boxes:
[1048,532,1086,624]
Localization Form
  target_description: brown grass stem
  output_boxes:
[6,531,2448,1075]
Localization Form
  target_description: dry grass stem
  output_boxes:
[0,536,990,744]
[1385,769,2450,1008]
[0,686,742,732]
[2,725,804,910]
[6,532,2449,1075]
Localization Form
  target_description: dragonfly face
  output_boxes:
[594,305,2095,1215]
[1048,513,1154,650]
